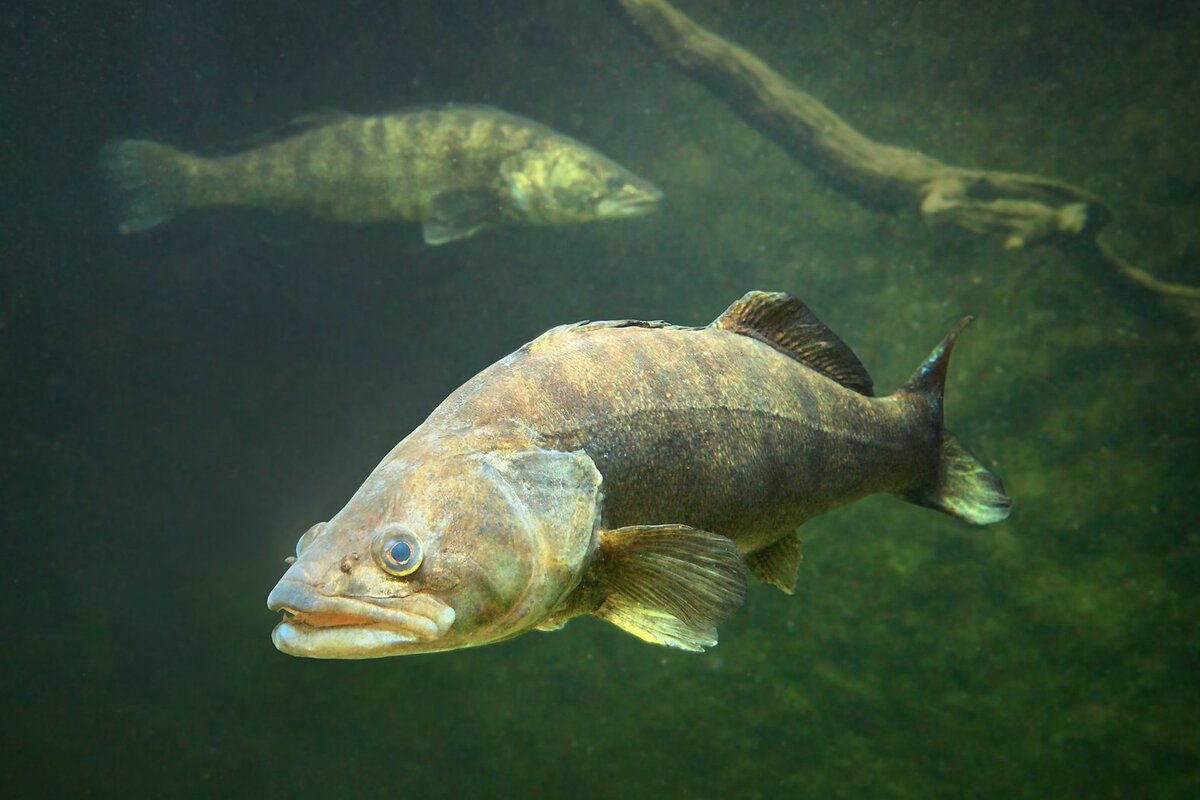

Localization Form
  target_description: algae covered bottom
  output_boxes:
[4,1,1199,798]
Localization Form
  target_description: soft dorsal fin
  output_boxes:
[713,291,874,396]
[284,110,354,132]
[223,110,354,153]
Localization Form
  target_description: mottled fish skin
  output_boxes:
[193,108,522,219]
[190,110,519,219]
[102,105,662,242]
[266,292,1009,659]
[424,321,935,554]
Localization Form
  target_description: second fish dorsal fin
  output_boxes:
[713,291,874,396]
[284,109,353,132]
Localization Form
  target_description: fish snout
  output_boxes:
[266,578,311,614]
[598,179,663,218]
[274,552,324,587]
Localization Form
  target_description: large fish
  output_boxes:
[101,105,661,244]
[267,291,1010,658]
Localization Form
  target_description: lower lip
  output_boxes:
[272,621,421,657]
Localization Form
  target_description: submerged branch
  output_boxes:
[612,0,1199,303]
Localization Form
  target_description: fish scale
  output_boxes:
[439,324,926,552]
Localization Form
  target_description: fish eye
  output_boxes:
[605,176,626,191]
[295,522,327,557]
[373,527,424,577]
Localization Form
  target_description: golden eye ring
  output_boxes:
[372,527,424,577]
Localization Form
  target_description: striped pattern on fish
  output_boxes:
[101,105,662,244]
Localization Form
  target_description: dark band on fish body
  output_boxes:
[102,104,662,243]
[369,117,388,156]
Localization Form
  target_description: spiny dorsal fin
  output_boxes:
[713,291,874,396]
[745,532,804,595]
[592,525,747,652]
[563,319,676,335]
[522,319,678,354]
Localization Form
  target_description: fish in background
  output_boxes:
[100,105,662,245]
[267,291,1011,659]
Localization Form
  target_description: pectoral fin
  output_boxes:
[423,189,501,245]
[746,532,803,594]
[591,525,747,652]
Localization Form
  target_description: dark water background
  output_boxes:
[4,1,1199,797]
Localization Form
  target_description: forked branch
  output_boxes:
[613,0,1200,301]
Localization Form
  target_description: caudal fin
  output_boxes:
[900,317,1012,525]
[910,433,1011,524]
[100,140,189,234]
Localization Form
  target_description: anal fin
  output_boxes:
[591,525,747,652]
[746,532,803,594]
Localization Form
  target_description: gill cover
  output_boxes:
[474,446,603,638]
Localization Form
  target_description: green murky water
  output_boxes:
[4,2,1197,797]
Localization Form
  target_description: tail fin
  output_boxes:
[900,317,1012,525]
[99,140,189,234]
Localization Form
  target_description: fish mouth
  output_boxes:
[597,184,663,218]
[266,579,456,659]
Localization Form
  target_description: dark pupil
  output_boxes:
[388,540,413,565]
[606,176,625,190]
